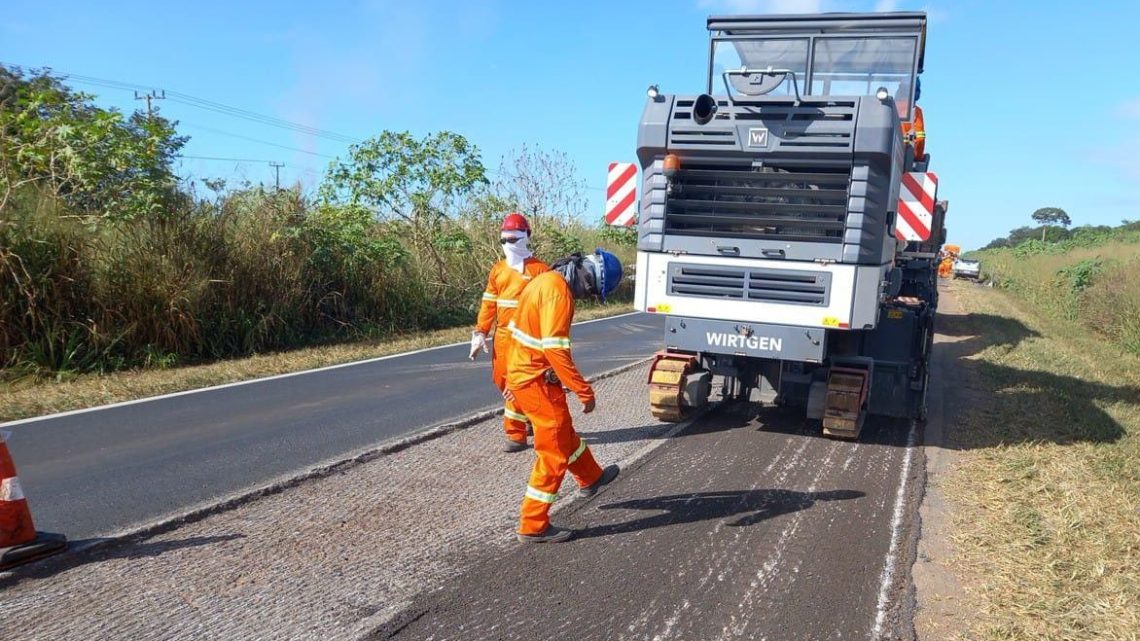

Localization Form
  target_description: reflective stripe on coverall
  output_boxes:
[506,271,603,535]
[475,257,550,442]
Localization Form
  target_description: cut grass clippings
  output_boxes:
[0,302,633,423]
[940,281,1139,641]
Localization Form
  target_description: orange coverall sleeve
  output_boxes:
[475,263,499,335]
[912,105,926,159]
[539,291,594,404]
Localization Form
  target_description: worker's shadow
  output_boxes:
[0,533,244,585]
[571,489,863,540]
[933,307,1133,448]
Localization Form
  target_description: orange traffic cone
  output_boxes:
[1,432,66,570]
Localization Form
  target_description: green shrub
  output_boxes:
[977,238,1140,354]
[1057,258,1102,293]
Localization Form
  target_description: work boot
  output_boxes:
[579,464,620,498]
[503,439,528,453]
[517,525,573,544]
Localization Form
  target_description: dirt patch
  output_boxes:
[913,283,985,639]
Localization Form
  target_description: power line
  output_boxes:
[0,62,361,145]
[177,155,279,163]
[164,92,359,144]
[3,61,609,190]
[180,122,337,159]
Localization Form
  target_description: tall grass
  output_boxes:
[0,185,634,379]
[975,239,1140,354]
[943,283,1140,641]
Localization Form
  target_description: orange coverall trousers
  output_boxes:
[491,328,529,444]
[512,379,603,535]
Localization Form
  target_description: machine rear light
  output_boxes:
[663,154,681,178]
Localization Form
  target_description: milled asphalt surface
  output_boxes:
[3,312,664,540]
[0,361,924,641]
[0,293,957,641]
[0,366,708,640]
[377,406,919,641]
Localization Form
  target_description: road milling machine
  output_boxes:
[634,12,948,438]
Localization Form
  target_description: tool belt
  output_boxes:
[543,368,561,386]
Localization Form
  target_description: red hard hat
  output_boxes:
[501,212,531,235]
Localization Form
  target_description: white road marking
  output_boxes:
[870,420,919,640]
[721,441,842,639]
[1,312,644,428]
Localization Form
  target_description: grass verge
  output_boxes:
[940,281,1139,641]
[975,240,1140,354]
[0,302,634,423]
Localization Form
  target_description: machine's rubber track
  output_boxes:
[648,352,701,423]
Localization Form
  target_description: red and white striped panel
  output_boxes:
[895,172,939,242]
[605,162,637,226]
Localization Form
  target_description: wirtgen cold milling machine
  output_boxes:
[634,12,948,438]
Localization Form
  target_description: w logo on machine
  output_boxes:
[895,172,938,242]
[747,128,770,147]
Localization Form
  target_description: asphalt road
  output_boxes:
[4,312,665,541]
[376,406,920,641]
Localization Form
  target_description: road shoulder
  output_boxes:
[912,285,979,640]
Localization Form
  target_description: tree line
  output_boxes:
[0,65,636,377]
[979,206,1140,250]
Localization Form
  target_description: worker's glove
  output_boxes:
[579,387,596,414]
[469,331,489,361]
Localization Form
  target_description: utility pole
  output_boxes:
[269,162,285,190]
[134,89,166,117]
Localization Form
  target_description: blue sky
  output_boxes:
[4,0,1139,249]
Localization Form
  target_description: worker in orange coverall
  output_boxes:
[898,76,927,160]
[505,249,623,543]
[469,213,550,452]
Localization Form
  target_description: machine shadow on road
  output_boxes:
[728,399,915,448]
[0,534,244,586]
[935,309,1132,448]
[582,406,755,446]
[570,489,864,540]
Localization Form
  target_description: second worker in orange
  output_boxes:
[506,249,624,543]
[470,213,550,452]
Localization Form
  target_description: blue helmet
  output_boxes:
[584,248,623,301]
[553,249,624,301]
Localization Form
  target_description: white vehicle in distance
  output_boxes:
[952,258,981,280]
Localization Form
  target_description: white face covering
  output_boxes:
[501,230,531,272]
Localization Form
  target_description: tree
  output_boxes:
[320,131,485,231]
[981,236,1011,250]
[319,131,487,287]
[0,65,186,220]
[1031,207,1071,242]
[487,145,589,226]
